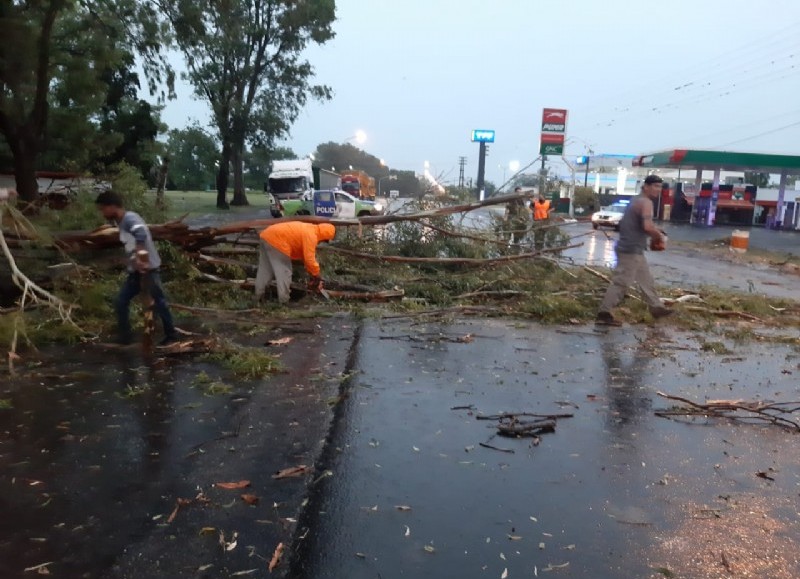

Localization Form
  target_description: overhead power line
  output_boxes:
[578,21,800,119]
[714,120,800,148]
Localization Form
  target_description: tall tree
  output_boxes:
[165,126,218,191]
[95,56,165,178]
[313,142,423,197]
[164,0,335,209]
[0,0,171,202]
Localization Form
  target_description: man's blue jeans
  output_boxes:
[115,270,176,341]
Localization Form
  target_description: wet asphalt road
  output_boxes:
[290,319,800,579]
[2,204,799,578]
[0,316,356,579]
[556,222,800,301]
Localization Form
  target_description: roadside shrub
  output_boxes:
[33,162,166,232]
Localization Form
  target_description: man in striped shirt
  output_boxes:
[95,191,177,345]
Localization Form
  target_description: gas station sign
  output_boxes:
[540,108,568,155]
[471,129,496,143]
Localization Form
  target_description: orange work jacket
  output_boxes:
[260,222,336,277]
[533,200,551,221]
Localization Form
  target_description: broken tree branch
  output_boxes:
[655,391,800,431]
[0,203,84,369]
[455,290,528,300]
[479,442,515,454]
[682,306,765,323]
[476,412,575,421]
[496,419,556,437]
[583,265,643,303]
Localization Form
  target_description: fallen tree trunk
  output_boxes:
[321,243,582,266]
[27,193,535,252]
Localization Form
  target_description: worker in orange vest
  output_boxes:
[531,194,554,249]
[532,194,553,221]
[255,222,336,303]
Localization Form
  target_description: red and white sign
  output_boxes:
[540,133,565,144]
[540,108,568,155]
[542,108,568,124]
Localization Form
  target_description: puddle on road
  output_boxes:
[291,320,800,579]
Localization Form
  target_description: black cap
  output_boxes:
[644,174,664,185]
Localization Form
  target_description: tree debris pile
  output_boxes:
[3,192,800,362]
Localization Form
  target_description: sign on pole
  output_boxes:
[471,129,495,143]
[539,108,568,155]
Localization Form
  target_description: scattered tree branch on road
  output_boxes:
[655,391,800,431]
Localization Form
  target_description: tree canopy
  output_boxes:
[1,0,334,208]
[313,142,423,198]
[162,0,336,209]
[165,126,218,191]
[0,0,172,201]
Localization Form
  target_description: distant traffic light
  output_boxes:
[485,145,490,157]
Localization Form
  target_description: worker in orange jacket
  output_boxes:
[256,222,336,303]
[532,194,553,221]
[531,194,554,249]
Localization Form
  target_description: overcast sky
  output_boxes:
[160,0,800,185]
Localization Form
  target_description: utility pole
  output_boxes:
[476,142,486,200]
[583,150,593,187]
[458,156,467,190]
[539,155,547,197]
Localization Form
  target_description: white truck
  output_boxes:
[266,158,315,202]
[265,159,341,217]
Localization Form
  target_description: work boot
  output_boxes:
[650,306,674,319]
[595,311,622,327]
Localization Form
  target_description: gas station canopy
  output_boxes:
[633,149,800,174]
[631,149,800,229]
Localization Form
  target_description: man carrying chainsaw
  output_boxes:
[255,221,336,303]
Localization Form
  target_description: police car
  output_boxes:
[279,190,384,218]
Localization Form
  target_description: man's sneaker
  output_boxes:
[158,334,179,347]
[595,311,622,327]
[651,306,674,319]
